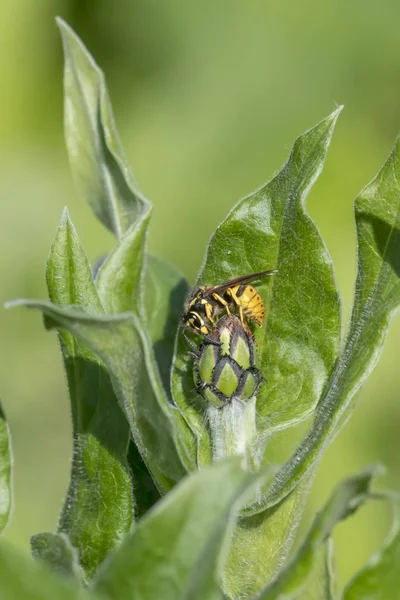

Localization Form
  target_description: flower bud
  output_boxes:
[193,314,263,407]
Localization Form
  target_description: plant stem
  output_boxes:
[207,398,258,469]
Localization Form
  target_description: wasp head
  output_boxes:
[182,286,212,335]
[182,309,210,336]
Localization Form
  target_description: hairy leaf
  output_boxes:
[344,500,400,600]
[46,210,133,581]
[95,192,195,465]
[0,403,11,536]
[0,541,92,600]
[126,439,161,519]
[57,19,196,477]
[258,468,378,599]
[144,254,189,398]
[93,459,251,600]
[57,18,149,238]
[95,212,150,316]
[31,533,82,580]
[7,300,187,492]
[223,482,309,599]
[290,539,337,600]
[172,108,342,464]
[127,252,192,514]
[261,136,400,511]
[171,110,343,598]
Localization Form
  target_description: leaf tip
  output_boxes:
[292,104,344,156]
[4,299,31,312]
[55,16,73,37]
[56,206,78,239]
[55,16,72,42]
[333,103,344,119]
[370,463,386,478]
[56,15,100,76]
[4,300,17,310]
[55,15,66,28]
[393,133,400,153]
[326,104,344,128]
[60,205,70,222]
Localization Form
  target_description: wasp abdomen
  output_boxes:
[227,285,265,326]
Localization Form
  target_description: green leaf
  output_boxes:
[344,500,400,600]
[225,131,400,599]
[93,458,251,600]
[0,541,92,600]
[171,108,343,598]
[107,258,183,508]
[95,210,196,478]
[257,468,378,600]
[126,439,161,519]
[95,212,150,315]
[47,208,104,314]
[56,19,196,476]
[291,539,337,600]
[45,210,134,581]
[144,254,189,398]
[172,108,342,464]
[7,299,188,492]
[57,17,149,238]
[0,403,12,536]
[31,533,82,581]
[142,253,196,472]
[223,478,311,599]
[261,135,400,512]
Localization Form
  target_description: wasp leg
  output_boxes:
[183,332,200,355]
[211,292,231,315]
[204,335,222,347]
[244,323,254,338]
[184,330,221,349]
[204,302,215,323]
[226,288,245,324]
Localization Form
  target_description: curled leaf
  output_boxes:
[31,532,82,581]
[258,467,379,599]
[172,108,342,465]
[262,135,400,512]
[57,17,149,238]
[344,495,400,600]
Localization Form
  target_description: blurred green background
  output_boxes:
[1,0,400,590]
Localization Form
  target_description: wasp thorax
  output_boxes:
[193,314,263,407]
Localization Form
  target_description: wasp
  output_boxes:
[183,269,278,336]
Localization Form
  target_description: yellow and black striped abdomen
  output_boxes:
[229,284,265,326]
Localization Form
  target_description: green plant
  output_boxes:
[2,17,400,599]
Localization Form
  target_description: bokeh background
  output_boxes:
[1,0,400,590]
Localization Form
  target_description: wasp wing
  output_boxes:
[202,269,278,297]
